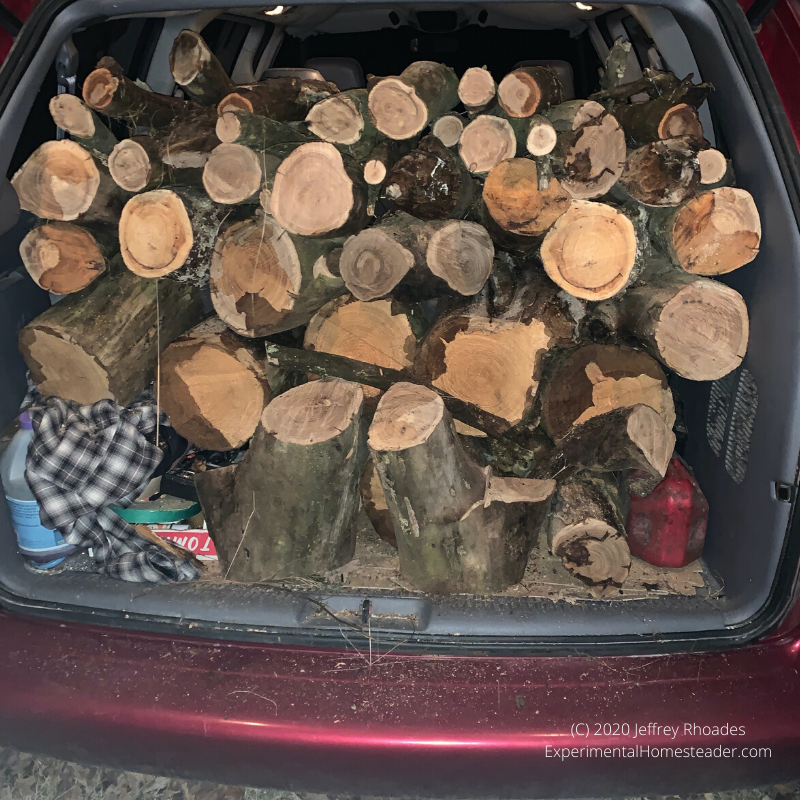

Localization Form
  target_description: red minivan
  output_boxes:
[0,0,799,795]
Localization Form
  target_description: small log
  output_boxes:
[482,158,571,237]
[217,77,339,119]
[305,89,382,161]
[271,142,368,237]
[698,148,733,187]
[169,29,235,105]
[651,187,760,275]
[546,99,606,132]
[210,214,346,337]
[203,379,366,582]
[82,56,189,129]
[431,114,464,148]
[368,61,459,140]
[415,275,579,428]
[48,95,117,159]
[458,67,497,114]
[159,318,271,451]
[548,474,631,598]
[497,66,564,118]
[11,140,126,224]
[19,221,115,294]
[538,404,675,495]
[618,269,749,380]
[540,200,638,300]
[109,137,165,192]
[360,457,397,548]
[525,114,558,156]
[119,188,227,285]
[458,113,517,175]
[202,142,268,205]
[383,135,479,219]
[363,139,416,186]
[368,382,555,593]
[215,110,308,150]
[540,343,676,441]
[619,136,701,207]
[19,264,204,406]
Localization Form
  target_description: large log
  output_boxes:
[548,474,631,598]
[382,135,479,219]
[159,318,271,451]
[415,274,579,428]
[201,379,366,582]
[651,187,761,275]
[119,188,228,285]
[540,200,638,300]
[19,221,115,294]
[217,77,338,119]
[169,30,236,105]
[11,140,126,224]
[48,95,118,159]
[82,56,189,129]
[497,66,564,118]
[368,383,556,593]
[618,136,701,207]
[618,269,749,380]
[458,67,497,114]
[368,61,459,140]
[305,89,382,161]
[458,113,518,175]
[339,212,493,301]
[19,263,204,406]
[540,343,676,442]
[210,213,346,337]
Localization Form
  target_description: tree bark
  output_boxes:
[19,263,204,406]
[199,379,366,582]
[650,186,760,275]
[48,95,117,160]
[546,99,606,132]
[368,382,555,593]
[548,473,631,598]
[382,135,479,219]
[82,56,190,130]
[619,136,701,207]
[617,268,749,380]
[169,30,236,105]
[217,77,339,119]
[11,140,127,224]
[415,275,579,428]
[19,221,116,294]
[159,317,272,451]
[210,213,347,337]
[368,61,459,140]
[497,66,564,118]
[540,343,676,442]
[158,104,221,169]
[458,67,497,114]
[360,456,397,548]
[540,200,639,300]
[305,88,383,161]
[119,187,228,285]
[215,110,308,149]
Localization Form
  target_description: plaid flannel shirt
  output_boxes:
[23,390,199,583]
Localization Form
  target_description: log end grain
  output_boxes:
[217,92,254,115]
[202,143,262,204]
[658,103,703,140]
[698,149,729,185]
[368,382,444,451]
[620,136,700,207]
[625,404,675,480]
[340,227,414,301]
[432,115,464,148]
[526,115,557,156]
[458,67,496,110]
[48,95,95,138]
[169,29,210,86]
[81,67,117,112]
[363,159,387,186]
[541,201,637,300]
[498,70,542,117]
[459,115,516,175]
[306,94,364,145]
[368,77,428,140]
[108,139,155,192]
[12,140,100,221]
[561,114,626,199]
[426,220,494,295]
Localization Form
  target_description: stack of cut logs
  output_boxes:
[12,32,760,596]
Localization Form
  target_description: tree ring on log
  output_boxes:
[551,520,631,591]
[262,378,363,445]
[169,30,210,86]
[672,187,760,275]
[368,382,444,451]
[81,68,118,112]
[306,95,364,145]
[339,228,414,301]
[368,78,428,139]
[119,189,193,277]
[541,201,636,300]
[458,67,496,109]
[363,159,387,185]
[202,143,262,204]
[108,139,154,192]
[526,117,557,156]
[426,220,494,294]
[458,115,516,175]
[12,141,100,221]
[498,71,542,117]
[561,115,626,199]
[657,103,703,140]
[698,149,728,185]
[217,92,253,115]
[49,95,95,138]
[432,115,464,147]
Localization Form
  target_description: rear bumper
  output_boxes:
[0,610,798,797]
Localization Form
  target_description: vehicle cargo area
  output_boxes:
[0,0,798,649]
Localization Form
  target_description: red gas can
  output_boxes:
[626,457,709,568]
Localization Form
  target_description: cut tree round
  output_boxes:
[108,137,163,192]
[458,67,497,112]
[665,187,761,275]
[540,343,676,441]
[619,136,700,207]
[271,142,367,236]
[169,29,235,105]
[426,220,494,294]
[48,95,117,157]
[546,99,605,132]
[559,113,626,199]
[458,114,517,175]
[431,114,464,147]
[540,201,637,300]
[482,158,571,236]
[698,149,730,186]
[657,103,703,140]
[159,318,271,451]
[19,222,112,294]
[526,114,558,156]
[497,66,564,118]
[202,143,263,204]
[619,271,749,381]
[305,91,365,145]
